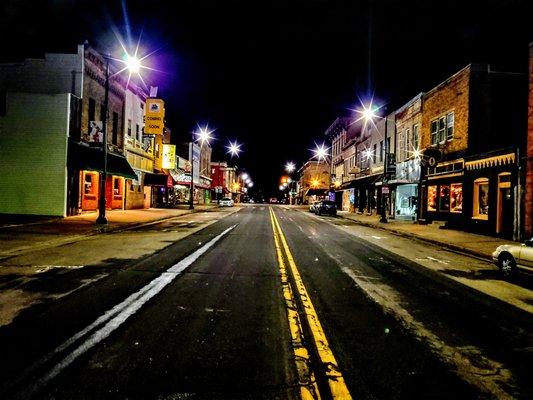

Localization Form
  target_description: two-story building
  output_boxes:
[420,64,525,239]
[389,93,423,220]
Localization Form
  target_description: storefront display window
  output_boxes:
[473,178,489,220]
[439,185,450,211]
[84,173,95,195]
[450,183,463,213]
[427,185,437,212]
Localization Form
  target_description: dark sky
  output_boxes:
[1,0,532,196]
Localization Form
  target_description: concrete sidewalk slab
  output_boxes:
[336,211,516,261]
[0,205,236,259]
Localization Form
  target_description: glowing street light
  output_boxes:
[248,182,254,188]
[313,143,329,161]
[227,140,242,157]
[196,125,213,144]
[285,162,296,173]
[97,42,153,225]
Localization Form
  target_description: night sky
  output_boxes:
[1,0,532,196]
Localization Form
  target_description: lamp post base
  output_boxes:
[96,215,108,225]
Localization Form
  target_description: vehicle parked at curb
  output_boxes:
[219,197,234,207]
[309,201,319,213]
[492,239,533,276]
[315,200,337,216]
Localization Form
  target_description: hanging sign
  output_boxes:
[144,98,165,135]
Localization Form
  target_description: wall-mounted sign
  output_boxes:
[144,98,165,135]
[162,144,176,169]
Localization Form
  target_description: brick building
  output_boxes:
[524,43,533,238]
[297,160,330,204]
[420,64,526,239]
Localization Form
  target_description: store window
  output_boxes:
[427,185,437,212]
[473,178,489,220]
[84,173,94,195]
[113,178,121,195]
[450,183,463,213]
[439,185,450,211]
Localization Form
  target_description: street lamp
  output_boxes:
[227,141,242,158]
[359,102,390,223]
[189,125,213,210]
[96,52,144,225]
[313,143,328,162]
[285,162,295,173]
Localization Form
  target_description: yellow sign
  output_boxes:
[162,144,176,169]
[144,98,165,135]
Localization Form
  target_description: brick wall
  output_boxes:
[421,66,470,156]
[525,44,533,237]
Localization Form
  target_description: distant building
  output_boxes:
[297,160,330,204]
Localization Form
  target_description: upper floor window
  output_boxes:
[431,111,454,145]
[413,124,419,150]
[127,119,132,136]
[379,141,383,162]
[373,144,376,164]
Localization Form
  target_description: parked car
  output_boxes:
[492,239,533,276]
[309,201,319,213]
[219,197,234,207]
[269,197,278,204]
[315,200,337,216]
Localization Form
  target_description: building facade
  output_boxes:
[297,160,330,204]
[420,64,525,239]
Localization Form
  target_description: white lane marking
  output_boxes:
[371,235,384,240]
[23,224,237,394]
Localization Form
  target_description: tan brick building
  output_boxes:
[524,43,533,238]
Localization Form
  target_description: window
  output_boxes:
[136,124,140,141]
[438,116,446,143]
[84,173,94,195]
[100,104,106,123]
[0,91,6,116]
[446,112,454,140]
[450,183,463,213]
[127,119,132,136]
[473,178,489,220]
[373,144,376,164]
[113,178,121,195]
[413,124,419,150]
[398,131,405,161]
[112,112,119,145]
[405,128,410,159]
[427,186,437,212]
[379,141,383,162]
[88,98,95,127]
[431,120,438,145]
[439,185,450,211]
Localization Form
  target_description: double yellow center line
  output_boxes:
[269,207,352,400]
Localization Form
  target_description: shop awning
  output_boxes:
[304,188,328,197]
[341,173,382,189]
[144,172,173,187]
[67,140,137,179]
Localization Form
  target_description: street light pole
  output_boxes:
[189,137,195,210]
[96,57,110,225]
[380,115,389,223]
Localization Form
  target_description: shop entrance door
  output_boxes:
[497,187,513,238]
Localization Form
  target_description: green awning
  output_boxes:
[67,140,137,180]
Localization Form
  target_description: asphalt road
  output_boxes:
[0,205,531,399]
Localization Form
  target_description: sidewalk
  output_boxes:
[0,205,226,259]
[336,211,515,261]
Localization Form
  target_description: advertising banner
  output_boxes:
[162,144,176,169]
[144,99,165,135]
[189,143,200,184]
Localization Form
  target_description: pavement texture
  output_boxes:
[0,205,531,399]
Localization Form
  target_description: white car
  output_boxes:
[309,201,319,213]
[219,197,234,207]
[492,239,533,276]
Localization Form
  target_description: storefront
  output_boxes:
[390,159,421,220]
[145,172,174,208]
[421,151,517,238]
[67,140,137,213]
